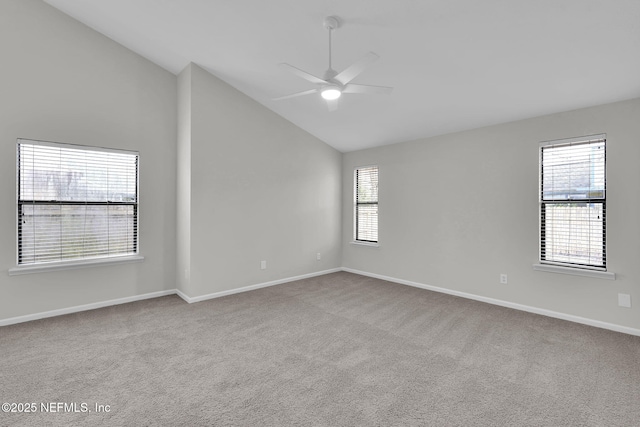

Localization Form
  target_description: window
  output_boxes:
[17,139,139,266]
[355,166,378,243]
[539,135,606,270]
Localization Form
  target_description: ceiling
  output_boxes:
[44,0,640,152]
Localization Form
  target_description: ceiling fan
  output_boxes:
[274,16,392,111]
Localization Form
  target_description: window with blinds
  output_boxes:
[540,135,606,269]
[17,139,139,265]
[355,166,378,243]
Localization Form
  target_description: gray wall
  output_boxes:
[342,97,640,330]
[0,0,341,322]
[0,0,177,319]
[176,63,192,293]
[177,63,342,297]
[2,0,637,334]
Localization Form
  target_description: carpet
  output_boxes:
[1,272,639,426]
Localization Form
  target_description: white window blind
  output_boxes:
[540,135,606,269]
[355,166,378,242]
[17,139,139,265]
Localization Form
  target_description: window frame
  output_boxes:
[354,165,379,244]
[10,139,142,274]
[538,134,607,272]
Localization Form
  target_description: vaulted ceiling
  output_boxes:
[44,0,640,152]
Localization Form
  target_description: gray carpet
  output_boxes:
[1,272,639,426]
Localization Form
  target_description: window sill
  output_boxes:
[351,241,380,248]
[8,255,145,276]
[532,263,615,280]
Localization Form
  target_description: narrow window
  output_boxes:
[539,135,606,270]
[17,139,139,265]
[355,166,378,243]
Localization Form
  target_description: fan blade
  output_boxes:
[273,89,318,101]
[326,99,338,112]
[343,83,393,95]
[334,52,379,85]
[279,63,328,85]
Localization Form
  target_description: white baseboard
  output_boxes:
[178,268,342,303]
[175,289,192,303]
[4,267,637,338]
[0,289,176,327]
[341,267,640,337]
[1,269,342,327]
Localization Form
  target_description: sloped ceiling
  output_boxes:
[44,0,640,152]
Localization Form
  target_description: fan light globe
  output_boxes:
[321,86,341,100]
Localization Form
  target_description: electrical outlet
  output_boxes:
[316,252,321,261]
[618,293,631,308]
[500,274,508,284]
[260,260,267,270]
